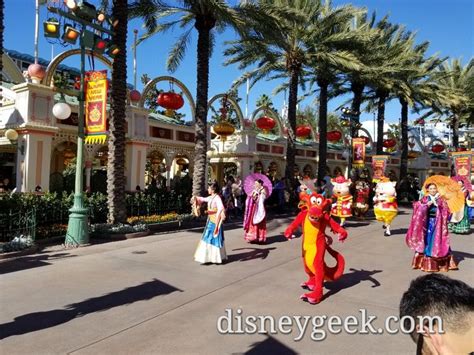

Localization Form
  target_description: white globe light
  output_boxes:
[53,102,72,120]
[342,150,349,159]
[5,129,19,141]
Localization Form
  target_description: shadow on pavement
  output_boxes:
[453,250,474,265]
[226,247,276,263]
[243,335,297,355]
[0,278,183,340]
[390,228,409,235]
[345,221,371,228]
[0,253,76,275]
[265,234,289,244]
[323,268,382,300]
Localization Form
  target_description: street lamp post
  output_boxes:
[45,2,117,246]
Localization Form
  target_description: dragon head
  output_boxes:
[298,191,331,223]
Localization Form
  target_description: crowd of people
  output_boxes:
[190,168,473,269]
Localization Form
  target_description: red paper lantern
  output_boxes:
[383,138,396,148]
[456,147,467,152]
[327,130,342,142]
[256,116,276,133]
[296,125,312,138]
[156,91,184,110]
[431,144,445,153]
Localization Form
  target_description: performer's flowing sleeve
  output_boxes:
[406,200,428,253]
[213,195,225,236]
[196,196,210,204]
[253,191,266,225]
[431,198,451,257]
[214,195,224,216]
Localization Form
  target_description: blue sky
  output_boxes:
[4,0,473,125]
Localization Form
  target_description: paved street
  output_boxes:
[1,208,473,355]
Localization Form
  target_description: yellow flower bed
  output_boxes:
[127,212,179,225]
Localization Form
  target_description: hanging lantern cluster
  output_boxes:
[296,125,311,139]
[212,94,235,141]
[156,91,184,117]
[327,130,342,142]
[256,115,276,134]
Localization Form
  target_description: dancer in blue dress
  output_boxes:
[192,182,227,264]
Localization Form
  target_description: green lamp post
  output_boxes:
[45,1,118,246]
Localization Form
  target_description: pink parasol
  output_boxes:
[244,173,273,198]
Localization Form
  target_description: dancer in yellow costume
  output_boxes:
[373,177,398,236]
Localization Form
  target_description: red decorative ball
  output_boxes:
[129,90,141,102]
[28,63,46,80]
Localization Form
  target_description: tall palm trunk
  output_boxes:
[376,89,388,154]
[192,16,215,197]
[451,111,459,149]
[399,97,409,181]
[317,78,329,183]
[350,81,364,138]
[284,67,299,187]
[107,0,128,224]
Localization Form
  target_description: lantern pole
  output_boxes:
[47,5,116,246]
[64,29,89,246]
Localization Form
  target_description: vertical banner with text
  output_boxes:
[352,138,366,168]
[85,70,108,144]
[451,151,472,178]
[372,155,389,182]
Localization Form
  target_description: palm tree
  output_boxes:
[435,58,474,148]
[357,21,417,156]
[394,48,445,181]
[224,0,320,186]
[129,0,246,196]
[107,0,128,224]
[340,13,394,138]
[303,1,369,182]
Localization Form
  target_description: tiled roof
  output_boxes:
[148,112,193,126]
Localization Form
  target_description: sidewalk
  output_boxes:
[0,208,472,354]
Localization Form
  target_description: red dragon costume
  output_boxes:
[284,191,348,304]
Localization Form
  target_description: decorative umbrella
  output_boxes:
[422,175,465,213]
[244,173,273,198]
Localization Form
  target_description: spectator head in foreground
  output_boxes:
[399,274,474,355]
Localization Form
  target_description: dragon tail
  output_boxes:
[324,245,345,281]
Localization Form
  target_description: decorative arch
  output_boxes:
[251,107,284,138]
[208,93,245,129]
[43,49,113,87]
[356,127,374,146]
[138,75,195,122]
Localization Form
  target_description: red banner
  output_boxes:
[352,137,366,168]
[451,151,472,178]
[85,70,108,144]
[372,155,389,182]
